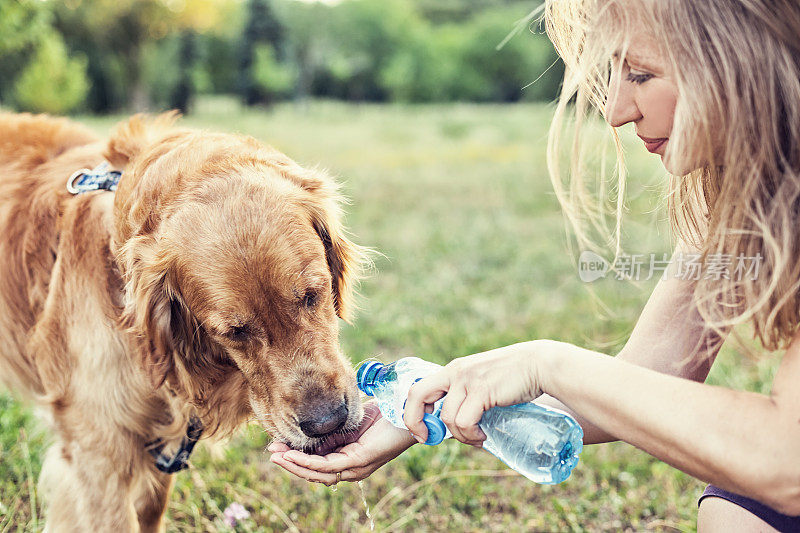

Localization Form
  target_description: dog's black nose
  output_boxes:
[299,402,349,438]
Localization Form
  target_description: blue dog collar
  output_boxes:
[66,162,122,194]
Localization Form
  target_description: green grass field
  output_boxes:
[0,99,780,532]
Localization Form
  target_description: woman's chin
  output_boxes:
[660,146,708,176]
[661,152,686,175]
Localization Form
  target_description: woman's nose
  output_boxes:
[605,75,641,128]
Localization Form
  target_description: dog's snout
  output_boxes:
[298,402,348,438]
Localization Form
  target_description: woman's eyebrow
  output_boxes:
[611,49,661,73]
[629,57,662,73]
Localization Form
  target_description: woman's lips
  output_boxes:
[638,135,668,154]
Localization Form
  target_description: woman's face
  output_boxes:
[606,32,681,174]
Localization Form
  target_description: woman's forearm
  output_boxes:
[538,340,800,514]
[534,340,719,446]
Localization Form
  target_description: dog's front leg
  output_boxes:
[133,467,174,533]
[40,437,141,532]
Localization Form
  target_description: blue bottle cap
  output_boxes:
[422,413,446,445]
[356,361,384,396]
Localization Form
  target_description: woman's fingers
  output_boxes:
[453,394,488,446]
[280,449,351,473]
[270,453,338,485]
[403,372,451,441]
[270,453,359,485]
[439,383,468,443]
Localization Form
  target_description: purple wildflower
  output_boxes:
[223,502,251,527]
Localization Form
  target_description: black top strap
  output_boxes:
[147,417,204,474]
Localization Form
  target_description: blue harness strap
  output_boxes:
[66,162,122,194]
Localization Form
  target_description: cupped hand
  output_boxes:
[268,402,416,486]
[403,341,548,447]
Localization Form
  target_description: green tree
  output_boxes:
[170,30,199,113]
[326,0,423,101]
[380,25,484,102]
[455,7,561,102]
[413,0,535,23]
[0,0,52,106]
[53,0,236,112]
[13,33,89,114]
[53,0,170,111]
[276,0,332,101]
[239,0,286,105]
[0,0,50,55]
[251,43,295,97]
[379,5,560,103]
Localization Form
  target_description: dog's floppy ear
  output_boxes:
[313,214,363,321]
[118,235,206,388]
[267,158,368,320]
[120,237,182,387]
[138,277,177,387]
[299,176,369,322]
[105,111,180,169]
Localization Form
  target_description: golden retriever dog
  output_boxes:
[0,112,366,531]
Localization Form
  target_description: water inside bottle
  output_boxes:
[480,404,582,484]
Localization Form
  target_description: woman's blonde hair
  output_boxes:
[543,0,800,354]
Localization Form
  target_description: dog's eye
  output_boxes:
[302,290,318,309]
[225,325,250,342]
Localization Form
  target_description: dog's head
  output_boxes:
[108,113,366,451]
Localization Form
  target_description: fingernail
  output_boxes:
[413,434,425,444]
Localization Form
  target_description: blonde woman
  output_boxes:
[269,0,800,529]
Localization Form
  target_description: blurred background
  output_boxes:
[0,0,561,115]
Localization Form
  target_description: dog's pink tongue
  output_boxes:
[309,429,362,456]
[305,403,382,456]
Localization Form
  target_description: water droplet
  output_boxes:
[357,480,374,531]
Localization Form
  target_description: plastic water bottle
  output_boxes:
[357,357,584,484]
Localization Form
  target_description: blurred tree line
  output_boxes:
[0,0,561,114]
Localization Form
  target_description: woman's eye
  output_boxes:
[626,71,654,85]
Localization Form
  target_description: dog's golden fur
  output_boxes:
[0,112,366,531]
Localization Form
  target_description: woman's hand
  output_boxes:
[403,341,552,447]
[268,402,416,486]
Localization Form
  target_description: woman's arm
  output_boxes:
[403,334,800,515]
[539,334,800,515]
[537,240,726,444]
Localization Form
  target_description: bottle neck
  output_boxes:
[357,361,389,396]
